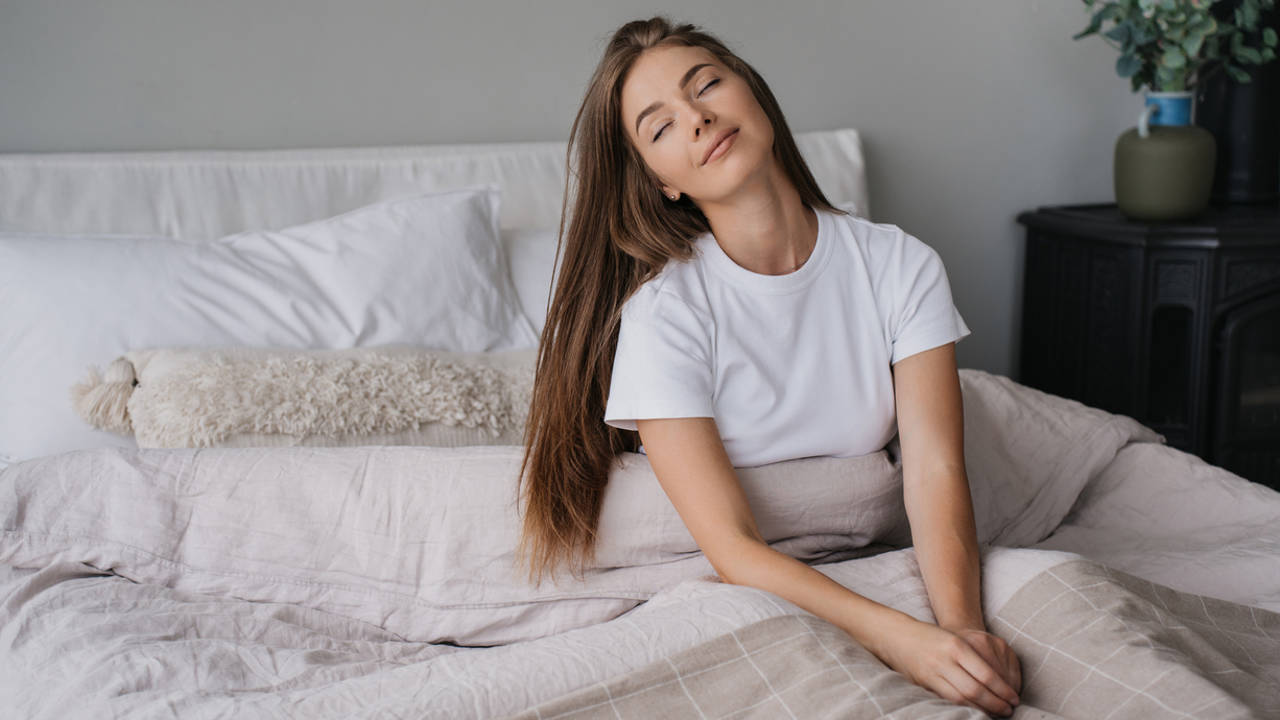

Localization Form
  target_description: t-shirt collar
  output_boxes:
[696,206,832,294]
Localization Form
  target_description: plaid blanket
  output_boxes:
[509,559,1280,719]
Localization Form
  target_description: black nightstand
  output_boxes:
[1015,203,1280,490]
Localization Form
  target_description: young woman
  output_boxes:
[516,16,1022,717]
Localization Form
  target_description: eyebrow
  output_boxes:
[634,62,714,136]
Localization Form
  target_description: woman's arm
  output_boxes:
[635,420,919,644]
[891,342,1023,696]
[636,416,1019,716]
[890,342,983,631]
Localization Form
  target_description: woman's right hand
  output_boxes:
[873,615,1021,717]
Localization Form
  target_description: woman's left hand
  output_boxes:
[950,627,1022,698]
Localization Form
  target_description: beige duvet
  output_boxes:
[1,369,1278,718]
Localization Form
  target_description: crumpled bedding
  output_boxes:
[513,556,1280,719]
[1,369,1278,718]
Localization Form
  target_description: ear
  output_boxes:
[660,185,679,200]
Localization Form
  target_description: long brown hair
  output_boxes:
[514,15,848,587]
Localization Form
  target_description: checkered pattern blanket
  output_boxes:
[511,559,1280,719]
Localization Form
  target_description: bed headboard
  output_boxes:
[0,129,870,239]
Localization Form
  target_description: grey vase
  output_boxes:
[1115,123,1217,222]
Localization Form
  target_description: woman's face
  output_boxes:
[619,44,774,205]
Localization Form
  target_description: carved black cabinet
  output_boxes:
[1015,203,1280,490]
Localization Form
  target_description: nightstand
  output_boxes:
[1015,203,1280,490]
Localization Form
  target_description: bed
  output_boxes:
[1,129,1278,719]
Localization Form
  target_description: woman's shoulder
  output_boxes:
[826,207,906,247]
[621,255,714,326]
[826,209,940,270]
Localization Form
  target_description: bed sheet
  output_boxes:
[0,544,1069,718]
[1029,442,1280,613]
[2,376,1278,718]
[511,442,1280,719]
[2,440,1278,719]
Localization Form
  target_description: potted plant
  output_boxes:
[1074,0,1278,220]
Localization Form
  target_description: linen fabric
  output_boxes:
[0,366,1169,650]
[513,559,1280,719]
[0,187,537,466]
[604,207,972,467]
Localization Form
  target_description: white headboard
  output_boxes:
[0,129,870,239]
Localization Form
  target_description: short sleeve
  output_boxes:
[603,287,715,431]
[888,229,972,365]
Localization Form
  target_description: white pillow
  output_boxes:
[502,227,561,337]
[0,186,538,466]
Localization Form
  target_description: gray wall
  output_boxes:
[0,0,1140,379]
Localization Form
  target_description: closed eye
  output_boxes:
[653,79,720,142]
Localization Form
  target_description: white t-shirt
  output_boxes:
[602,206,971,468]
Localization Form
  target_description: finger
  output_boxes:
[930,673,992,715]
[989,645,1020,699]
[990,639,1022,695]
[956,644,1020,707]
[955,633,1021,710]
[937,665,1013,717]
[1006,648,1023,694]
[977,641,1021,702]
[975,639,1007,676]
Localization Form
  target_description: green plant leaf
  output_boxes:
[1105,22,1133,43]
[1227,65,1252,82]
[1155,64,1188,91]
[1239,2,1259,28]
[1182,30,1206,57]
[1132,23,1158,44]
[1237,46,1263,63]
[1263,27,1277,47]
[1117,52,1143,76]
[1162,46,1187,67]
[1190,16,1217,36]
[1074,8,1105,40]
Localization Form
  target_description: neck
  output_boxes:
[695,160,818,276]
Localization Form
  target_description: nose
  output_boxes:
[689,106,713,139]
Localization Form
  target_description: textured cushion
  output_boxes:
[0,186,537,464]
[72,345,537,449]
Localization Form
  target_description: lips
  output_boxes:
[702,128,738,166]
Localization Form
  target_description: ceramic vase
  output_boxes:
[1114,91,1217,221]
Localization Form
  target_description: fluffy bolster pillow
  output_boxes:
[71,345,537,449]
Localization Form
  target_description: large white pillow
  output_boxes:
[502,227,561,337]
[0,186,538,466]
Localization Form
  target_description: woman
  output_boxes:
[516,15,1022,717]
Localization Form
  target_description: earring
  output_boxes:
[669,193,678,200]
